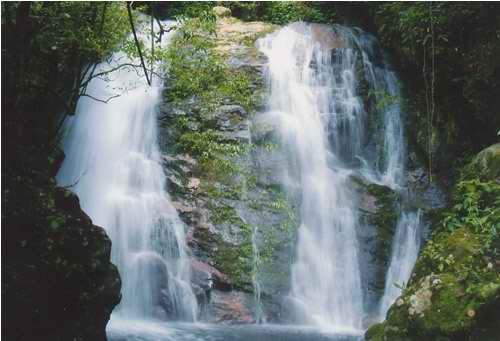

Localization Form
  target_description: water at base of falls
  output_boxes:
[57,21,198,322]
[107,319,364,341]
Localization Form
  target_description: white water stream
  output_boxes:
[57,21,198,322]
[258,22,422,330]
[379,211,422,317]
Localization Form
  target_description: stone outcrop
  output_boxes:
[463,143,500,181]
[158,12,295,323]
[3,168,121,341]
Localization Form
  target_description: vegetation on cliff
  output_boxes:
[366,147,500,340]
[159,11,297,298]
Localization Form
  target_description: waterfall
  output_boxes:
[258,23,364,331]
[258,22,422,330]
[56,21,198,322]
[251,223,264,323]
[379,211,422,317]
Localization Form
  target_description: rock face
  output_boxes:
[207,291,255,324]
[3,169,121,341]
[159,13,294,322]
[351,176,400,313]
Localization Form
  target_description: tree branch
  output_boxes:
[127,1,151,86]
[80,93,121,104]
[78,62,141,89]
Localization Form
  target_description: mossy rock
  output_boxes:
[463,143,500,181]
[412,227,481,279]
[192,227,253,291]
[352,176,399,292]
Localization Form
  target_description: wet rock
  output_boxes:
[158,104,187,120]
[163,153,197,169]
[205,105,250,143]
[207,290,254,324]
[350,175,400,311]
[252,147,288,187]
[158,16,288,324]
[220,129,251,143]
[357,188,379,214]
[251,113,280,144]
[166,174,184,193]
[172,201,194,214]
[310,23,346,49]
[192,258,230,290]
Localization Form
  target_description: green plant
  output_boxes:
[224,1,336,25]
[442,179,500,255]
[178,130,247,182]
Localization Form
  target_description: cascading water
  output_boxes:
[258,23,364,331]
[258,22,423,330]
[379,211,422,317]
[251,223,264,323]
[56,21,198,322]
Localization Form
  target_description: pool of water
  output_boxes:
[107,319,365,341]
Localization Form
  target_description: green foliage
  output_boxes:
[442,179,500,255]
[373,2,500,169]
[370,89,401,111]
[30,2,128,62]
[415,177,498,281]
[371,168,500,340]
[193,228,253,290]
[261,1,334,25]
[164,14,256,114]
[153,1,217,19]
[375,2,448,58]
[178,130,247,182]
[224,1,335,24]
[2,1,133,163]
[3,2,129,112]
[165,13,258,186]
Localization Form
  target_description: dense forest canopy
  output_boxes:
[3,2,499,166]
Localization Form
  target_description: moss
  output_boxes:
[193,227,253,290]
[421,274,473,335]
[462,143,500,181]
[373,167,499,340]
[210,205,249,233]
[364,181,400,288]
[365,322,386,341]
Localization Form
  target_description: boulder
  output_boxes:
[207,290,254,324]
[465,143,500,181]
[191,258,230,290]
[3,182,121,341]
[212,6,232,18]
